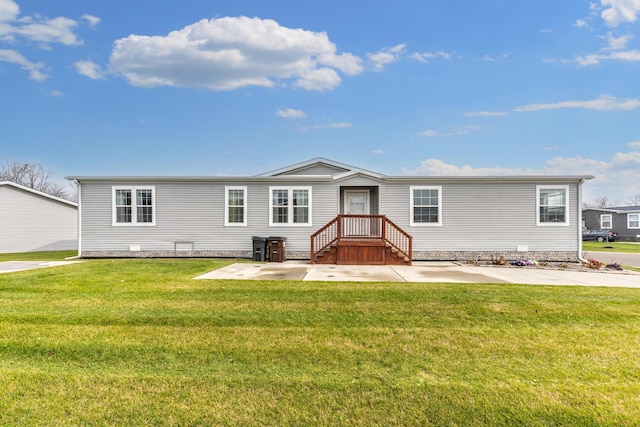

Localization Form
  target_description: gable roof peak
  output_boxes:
[256,157,384,178]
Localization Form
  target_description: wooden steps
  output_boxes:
[312,239,411,266]
[311,215,412,266]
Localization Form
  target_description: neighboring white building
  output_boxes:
[0,181,77,253]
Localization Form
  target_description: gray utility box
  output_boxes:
[267,237,287,262]
[252,236,267,262]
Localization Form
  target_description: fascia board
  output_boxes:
[1,181,77,207]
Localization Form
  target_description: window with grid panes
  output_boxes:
[410,186,442,226]
[112,187,155,225]
[270,187,311,225]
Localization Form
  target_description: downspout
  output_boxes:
[65,179,82,260]
[577,178,588,264]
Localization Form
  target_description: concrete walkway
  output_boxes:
[195,260,640,288]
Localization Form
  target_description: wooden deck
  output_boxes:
[310,215,412,265]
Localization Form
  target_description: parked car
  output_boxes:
[582,229,618,242]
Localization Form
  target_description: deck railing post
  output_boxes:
[382,216,386,242]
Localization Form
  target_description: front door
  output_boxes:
[344,190,370,215]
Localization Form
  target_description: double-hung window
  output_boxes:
[225,186,247,226]
[113,186,155,226]
[269,187,311,226]
[629,213,640,229]
[537,185,569,226]
[600,214,612,229]
[410,186,442,226]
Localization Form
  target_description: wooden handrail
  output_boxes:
[311,215,412,263]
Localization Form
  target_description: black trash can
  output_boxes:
[267,236,287,262]
[252,236,267,262]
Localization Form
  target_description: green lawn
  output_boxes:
[582,241,640,254]
[0,250,78,262]
[1,258,640,426]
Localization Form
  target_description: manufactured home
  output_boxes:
[0,181,77,253]
[68,158,593,264]
[583,206,640,241]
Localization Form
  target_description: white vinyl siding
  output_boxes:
[225,186,247,226]
[537,185,569,226]
[629,213,640,229]
[112,186,155,226]
[0,183,77,253]
[77,174,584,258]
[410,186,442,226]
[600,214,612,229]
[269,186,311,226]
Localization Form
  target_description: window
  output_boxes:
[629,213,640,229]
[225,186,247,226]
[410,186,442,226]
[600,214,612,229]
[537,186,569,226]
[269,187,311,226]
[112,186,155,226]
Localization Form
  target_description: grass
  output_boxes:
[0,250,77,262]
[1,257,640,426]
[582,241,640,254]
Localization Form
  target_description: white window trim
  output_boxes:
[410,186,442,227]
[224,186,247,226]
[536,185,569,226]
[112,186,156,226]
[600,214,612,229]
[269,186,312,226]
[628,213,640,229]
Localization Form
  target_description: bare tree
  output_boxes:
[0,161,75,201]
[628,193,640,206]
[593,196,610,209]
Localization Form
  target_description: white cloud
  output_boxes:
[601,0,640,27]
[74,60,105,79]
[48,89,63,97]
[0,0,20,24]
[81,14,100,28]
[316,51,362,75]
[295,67,342,91]
[481,54,495,62]
[404,158,539,176]
[577,48,640,65]
[108,16,363,91]
[299,122,353,132]
[629,141,640,148]
[416,129,470,138]
[372,149,384,154]
[0,48,47,80]
[575,19,589,27]
[366,44,406,71]
[463,111,508,117]
[409,50,453,63]
[14,16,81,46]
[275,108,305,119]
[404,148,640,201]
[312,122,353,129]
[0,2,77,43]
[603,32,632,50]
[514,95,640,112]
[0,1,91,80]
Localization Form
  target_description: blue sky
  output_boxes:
[1,0,639,204]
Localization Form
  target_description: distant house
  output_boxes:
[0,181,78,253]
[68,158,593,263]
[583,206,640,241]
